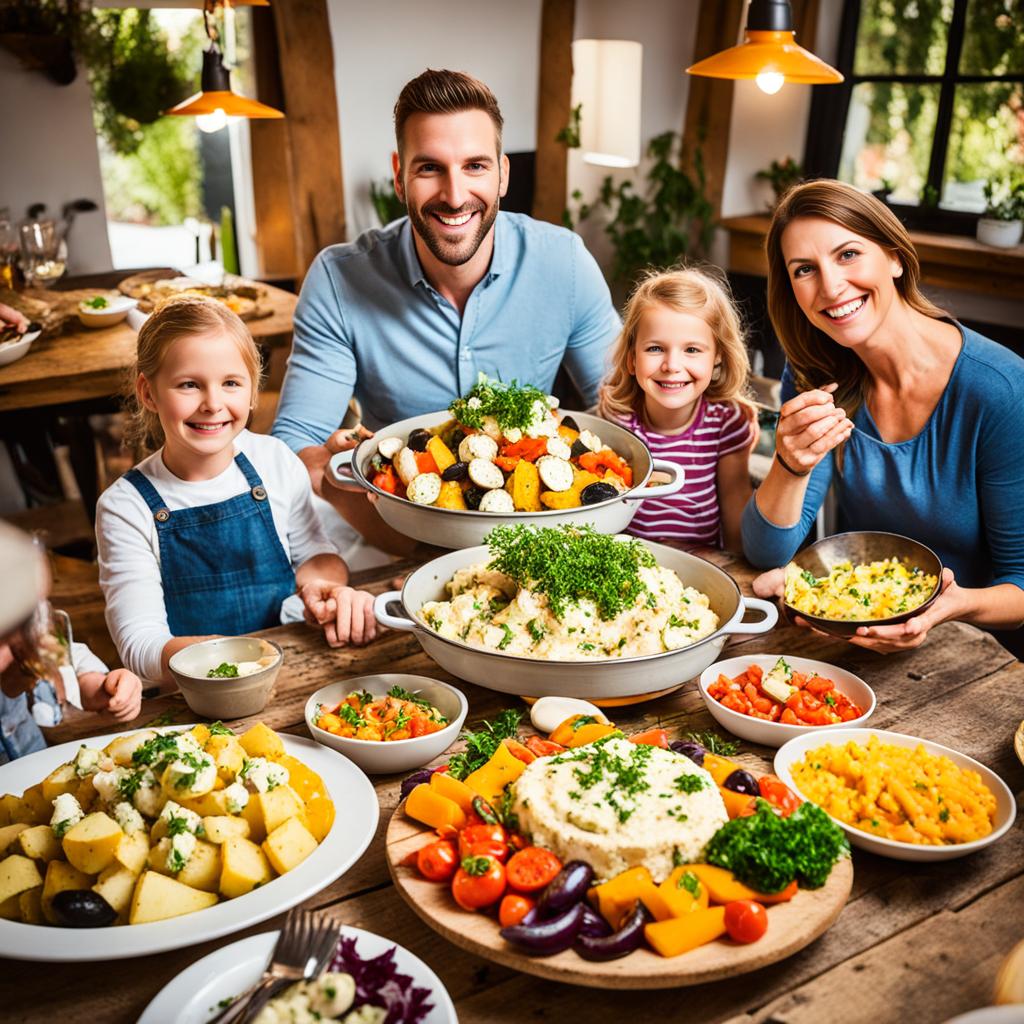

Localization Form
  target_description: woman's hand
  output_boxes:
[299,580,377,647]
[0,302,28,333]
[88,669,144,722]
[775,383,853,476]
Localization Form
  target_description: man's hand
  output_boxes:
[298,580,378,648]
[0,302,28,334]
[85,669,144,722]
[299,426,374,497]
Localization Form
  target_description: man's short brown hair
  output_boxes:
[394,69,504,158]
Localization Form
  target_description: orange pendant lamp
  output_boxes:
[165,1,282,131]
[686,0,843,95]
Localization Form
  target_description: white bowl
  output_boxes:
[0,328,40,368]
[774,727,1017,861]
[305,673,468,774]
[77,295,137,328]
[698,653,875,747]
[168,636,283,718]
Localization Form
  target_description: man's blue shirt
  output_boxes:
[273,212,620,449]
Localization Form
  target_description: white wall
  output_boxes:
[0,48,111,274]
[326,0,543,240]
[567,0,700,284]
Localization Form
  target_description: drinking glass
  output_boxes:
[0,215,18,290]
[19,219,66,288]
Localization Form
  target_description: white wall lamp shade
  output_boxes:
[571,39,643,169]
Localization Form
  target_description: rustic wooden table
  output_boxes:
[2,549,1021,1023]
[0,284,297,412]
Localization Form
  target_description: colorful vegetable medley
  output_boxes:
[708,658,864,725]
[313,686,448,742]
[399,711,849,962]
[366,375,635,512]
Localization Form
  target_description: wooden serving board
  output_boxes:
[386,807,853,990]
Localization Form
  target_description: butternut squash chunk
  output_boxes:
[436,479,468,510]
[463,742,527,805]
[540,488,582,510]
[511,459,542,512]
[429,770,477,813]
[426,436,457,473]
[404,785,466,831]
[644,906,727,957]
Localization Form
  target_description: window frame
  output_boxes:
[803,0,1024,236]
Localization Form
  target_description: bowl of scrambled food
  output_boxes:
[373,525,777,700]
[782,531,942,638]
[169,637,283,719]
[328,375,685,550]
[77,294,138,328]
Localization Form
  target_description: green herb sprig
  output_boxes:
[447,709,523,781]
[449,375,550,433]
[207,662,239,678]
[486,524,656,621]
[684,730,740,757]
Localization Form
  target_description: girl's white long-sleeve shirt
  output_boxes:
[96,430,337,681]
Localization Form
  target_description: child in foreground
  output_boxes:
[96,295,377,684]
[599,267,758,551]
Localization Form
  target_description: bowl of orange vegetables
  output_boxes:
[698,654,875,748]
[305,673,468,774]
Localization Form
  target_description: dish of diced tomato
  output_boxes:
[708,663,863,725]
[314,688,448,741]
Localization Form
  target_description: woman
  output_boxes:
[741,179,1024,653]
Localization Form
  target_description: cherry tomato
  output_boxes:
[758,774,801,817]
[505,847,563,893]
[724,900,768,943]
[504,738,537,765]
[452,854,506,910]
[524,735,566,758]
[464,839,510,863]
[458,824,508,859]
[629,728,670,748]
[416,839,458,882]
[371,467,397,493]
[498,893,536,928]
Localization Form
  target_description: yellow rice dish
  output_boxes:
[784,557,937,621]
[791,736,997,845]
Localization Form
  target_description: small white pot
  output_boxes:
[976,217,1023,248]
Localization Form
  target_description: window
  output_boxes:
[804,0,1024,234]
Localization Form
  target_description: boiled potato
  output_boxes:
[202,815,250,844]
[104,730,156,767]
[17,825,63,863]
[0,854,43,905]
[220,837,273,899]
[114,830,150,875]
[187,724,211,747]
[93,865,136,921]
[303,795,335,843]
[42,860,93,924]
[0,894,19,920]
[41,764,79,803]
[252,786,305,837]
[18,885,44,924]
[273,755,327,803]
[176,789,231,818]
[16,785,51,826]
[263,817,318,875]
[205,735,245,782]
[129,870,218,925]
[238,722,285,759]
[176,839,221,893]
[62,812,123,874]
[0,823,29,856]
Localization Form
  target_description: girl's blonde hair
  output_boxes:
[599,266,755,425]
[123,294,263,455]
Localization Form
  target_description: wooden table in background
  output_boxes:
[0,284,297,412]
[2,550,1021,1024]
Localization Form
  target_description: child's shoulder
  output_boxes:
[234,430,309,490]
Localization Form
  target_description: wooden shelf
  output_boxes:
[720,214,1024,299]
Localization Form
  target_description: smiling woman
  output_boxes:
[741,180,1024,655]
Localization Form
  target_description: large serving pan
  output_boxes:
[329,409,685,549]
[373,539,777,699]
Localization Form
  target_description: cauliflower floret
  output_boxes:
[51,792,84,839]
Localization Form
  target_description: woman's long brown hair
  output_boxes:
[765,180,948,425]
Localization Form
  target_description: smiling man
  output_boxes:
[273,69,620,550]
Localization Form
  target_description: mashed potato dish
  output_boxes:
[419,525,719,660]
[784,557,938,621]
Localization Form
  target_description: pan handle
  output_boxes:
[625,459,686,500]
[328,448,372,491]
[373,590,418,631]
[725,597,778,634]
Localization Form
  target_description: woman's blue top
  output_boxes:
[741,324,1024,593]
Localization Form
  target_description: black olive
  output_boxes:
[580,482,618,505]
[464,486,486,510]
[723,769,759,796]
[561,415,580,432]
[442,461,469,482]
[51,889,117,928]
[446,428,467,452]
[570,439,590,460]
[407,428,432,452]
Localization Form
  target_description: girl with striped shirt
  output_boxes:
[599,268,758,551]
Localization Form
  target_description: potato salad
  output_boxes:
[419,525,719,660]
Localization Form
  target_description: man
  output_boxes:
[273,69,620,551]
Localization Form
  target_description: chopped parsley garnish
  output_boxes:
[551,737,652,823]
[677,870,700,896]
[497,623,515,650]
[800,569,819,587]
[485,524,656,621]
[672,846,684,868]
[498,786,520,832]
[939,806,950,822]
[207,721,234,736]
[53,819,74,839]
[83,296,108,309]
[449,374,550,432]
[824,694,837,707]
[165,813,192,838]
[172,751,207,790]
[356,690,376,707]
[206,662,239,678]
[489,597,509,615]
[667,614,699,630]
[117,770,143,801]
[571,715,598,731]
[132,733,180,770]
[674,773,707,794]
[578,642,596,652]
[684,730,740,757]
[446,709,523,781]
[338,703,366,729]
[387,684,430,708]
[527,618,546,644]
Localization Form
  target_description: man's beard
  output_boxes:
[406,194,500,267]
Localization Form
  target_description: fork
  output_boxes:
[208,908,340,1024]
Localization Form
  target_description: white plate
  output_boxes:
[774,727,1017,861]
[698,653,875,747]
[138,925,458,1024]
[0,729,379,961]
[0,328,41,367]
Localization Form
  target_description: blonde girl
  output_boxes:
[96,295,376,684]
[599,267,758,551]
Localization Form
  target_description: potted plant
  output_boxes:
[977,179,1024,248]
[755,157,803,209]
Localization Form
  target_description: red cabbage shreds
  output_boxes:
[329,934,435,1024]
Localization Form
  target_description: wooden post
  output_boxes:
[532,0,575,225]
[680,0,745,221]
[270,0,346,282]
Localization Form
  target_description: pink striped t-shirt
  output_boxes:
[619,399,750,546]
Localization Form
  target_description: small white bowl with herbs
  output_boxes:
[77,293,138,328]
[168,636,283,719]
